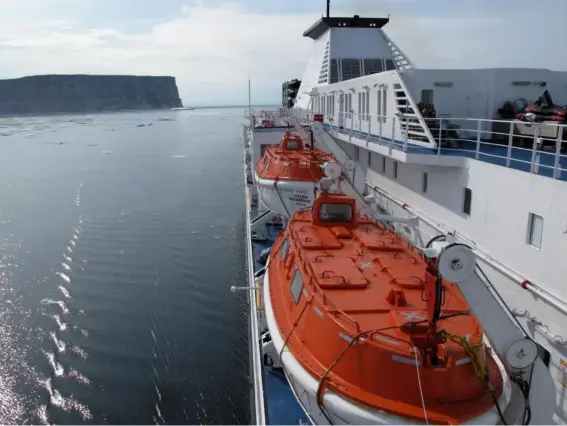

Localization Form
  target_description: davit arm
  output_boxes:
[425,242,556,425]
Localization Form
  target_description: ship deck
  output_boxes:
[247,166,310,425]
[328,124,567,181]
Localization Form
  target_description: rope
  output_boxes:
[413,347,429,425]
[441,330,487,382]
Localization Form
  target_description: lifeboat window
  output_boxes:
[280,239,289,261]
[319,203,353,222]
[287,140,299,150]
[290,268,304,304]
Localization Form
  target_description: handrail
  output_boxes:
[248,107,567,180]
[368,183,567,317]
[243,126,267,426]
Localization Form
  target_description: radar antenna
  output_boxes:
[326,0,330,18]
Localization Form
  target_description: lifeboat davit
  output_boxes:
[263,185,511,424]
[255,130,336,217]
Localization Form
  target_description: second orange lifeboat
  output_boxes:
[263,188,511,424]
[254,130,336,217]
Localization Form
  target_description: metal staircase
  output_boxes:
[381,31,414,72]
[391,72,437,146]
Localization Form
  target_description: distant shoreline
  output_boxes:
[0,105,280,119]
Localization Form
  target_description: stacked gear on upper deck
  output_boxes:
[498,90,567,123]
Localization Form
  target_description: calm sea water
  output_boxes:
[0,108,251,424]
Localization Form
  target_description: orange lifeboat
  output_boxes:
[263,190,510,424]
[254,130,336,217]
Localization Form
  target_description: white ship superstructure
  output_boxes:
[239,2,567,424]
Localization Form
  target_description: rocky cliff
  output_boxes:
[0,74,183,115]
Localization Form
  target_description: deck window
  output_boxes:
[463,188,472,215]
[365,91,370,121]
[536,342,551,368]
[527,213,543,249]
[382,156,386,173]
[354,146,359,161]
[393,161,398,179]
[290,268,304,304]
[280,238,289,261]
[368,152,372,168]
[358,92,361,119]
[331,94,335,117]
[422,172,428,193]
[382,88,387,120]
[318,203,353,222]
[377,87,387,123]
[377,89,381,121]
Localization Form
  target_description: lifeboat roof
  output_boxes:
[267,191,504,423]
[255,131,335,182]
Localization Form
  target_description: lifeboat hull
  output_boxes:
[254,173,315,217]
[263,268,510,426]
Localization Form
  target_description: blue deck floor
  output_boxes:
[327,124,567,181]
[249,194,309,425]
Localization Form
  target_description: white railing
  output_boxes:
[247,106,567,180]
[312,109,567,181]
[242,125,267,426]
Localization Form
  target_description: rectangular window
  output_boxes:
[377,89,382,121]
[382,87,387,122]
[382,156,386,173]
[290,268,304,304]
[358,92,361,119]
[463,187,472,215]
[331,94,335,116]
[368,152,372,167]
[422,172,428,193]
[393,161,398,179]
[536,343,550,368]
[527,213,543,249]
[365,91,370,121]
[354,146,359,161]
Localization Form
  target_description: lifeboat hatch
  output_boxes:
[353,229,405,251]
[297,227,343,249]
[310,257,368,289]
[331,226,352,238]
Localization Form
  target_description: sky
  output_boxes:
[0,0,566,107]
